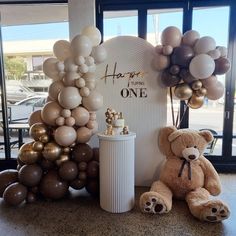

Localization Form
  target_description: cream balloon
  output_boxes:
[58,87,82,109]
[182,30,200,47]
[161,26,182,47]
[71,35,92,57]
[82,26,101,46]
[28,110,43,127]
[85,79,96,90]
[43,58,59,80]
[189,54,215,79]
[71,106,90,126]
[41,101,63,126]
[83,72,96,80]
[55,116,65,126]
[48,80,64,101]
[85,56,95,66]
[65,117,76,127]
[61,109,71,118]
[75,78,86,88]
[54,126,77,147]
[80,87,90,97]
[91,45,107,63]
[194,36,216,54]
[82,91,103,111]
[64,58,78,72]
[53,40,71,61]
[76,127,92,143]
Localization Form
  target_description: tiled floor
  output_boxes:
[0,174,235,236]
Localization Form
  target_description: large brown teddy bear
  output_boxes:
[140,126,230,222]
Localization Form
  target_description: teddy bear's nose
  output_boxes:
[188,155,196,160]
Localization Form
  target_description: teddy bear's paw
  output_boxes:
[201,200,230,222]
[140,192,168,214]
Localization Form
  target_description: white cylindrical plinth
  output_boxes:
[98,133,136,213]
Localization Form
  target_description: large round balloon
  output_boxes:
[82,91,103,111]
[58,161,78,181]
[42,142,62,161]
[182,30,200,47]
[58,87,82,109]
[71,143,93,163]
[201,75,218,88]
[19,142,41,164]
[39,171,68,200]
[53,40,71,61]
[54,126,77,147]
[28,110,44,127]
[0,170,18,197]
[41,101,63,126]
[29,123,48,141]
[48,80,65,101]
[194,36,216,54]
[91,45,107,63]
[76,127,92,143]
[189,54,215,79]
[206,81,224,100]
[43,58,59,80]
[71,106,90,126]
[161,26,182,48]
[18,164,43,187]
[214,57,231,75]
[171,45,194,67]
[3,182,27,206]
[82,26,101,46]
[71,35,92,57]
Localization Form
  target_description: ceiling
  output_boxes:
[0,4,68,26]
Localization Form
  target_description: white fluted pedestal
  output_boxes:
[98,133,136,213]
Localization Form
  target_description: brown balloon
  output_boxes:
[169,65,180,75]
[191,80,202,90]
[161,71,181,87]
[87,161,99,178]
[70,179,86,190]
[78,162,87,171]
[19,142,41,165]
[3,182,27,206]
[39,170,69,200]
[214,57,230,75]
[42,142,62,161]
[174,83,193,100]
[59,161,78,181]
[18,164,43,187]
[0,170,18,197]
[188,94,205,109]
[171,45,194,67]
[201,75,218,88]
[93,147,99,162]
[30,186,39,194]
[29,123,48,141]
[40,159,55,171]
[182,71,198,84]
[26,192,37,203]
[85,179,99,196]
[78,171,87,181]
[72,143,93,163]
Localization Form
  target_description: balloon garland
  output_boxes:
[153,26,231,126]
[0,26,106,206]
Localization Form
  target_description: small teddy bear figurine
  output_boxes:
[121,126,129,135]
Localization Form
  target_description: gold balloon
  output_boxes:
[188,95,204,109]
[33,141,44,152]
[30,123,48,141]
[56,154,70,166]
[174,83,193,100]
[191,80,202,90]
[42,142,62,161]
[63,147,71,154]
[39,134,50,144]
[19,142,41,164]
[195,87,207,97]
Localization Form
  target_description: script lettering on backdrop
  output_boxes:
[100,62,148,98]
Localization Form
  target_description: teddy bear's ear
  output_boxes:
[168,130,182,142]
[199,130,214,143]
[158,126,177,156]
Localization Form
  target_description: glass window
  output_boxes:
[189,6,230,156]
[103,10,138,41]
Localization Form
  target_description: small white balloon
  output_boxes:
[82,26,101,46]
[75,78,86,88]
[56,116,65,126]
[71,35,92,57]
[194,36,216,54]
[61,109,71,118]
[78,64,89,74]
[75,55,85,65]
[217,46,227,57]
[56,61,65,72]
[80,87,90,97]
[91,45,107,63]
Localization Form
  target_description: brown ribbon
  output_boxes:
[178,157,192,180]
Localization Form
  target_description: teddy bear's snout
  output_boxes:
[182,147,200,161]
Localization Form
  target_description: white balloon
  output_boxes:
[80,87,90,97]
[58,87,82,109]
[75,78,86,88]
[75,55,85,65]
[71,35,92,57]
[82,90,103,111]
[217,46,227,57]
[82,26,101,46]
[91,45,107,63]
[189,54,215,79]
[194,36,216,54]
[85,56,95,66]
[78,64,89,74]
[53,40,71,61]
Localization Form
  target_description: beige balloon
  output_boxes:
[85,79,96,90]
[182,30,200,47]
[152,54,170,71]
[48,80,64,101]
[61,109,71,118]
[82,26,101,46]
[58,87,82,109]
[71,106,90,126]
[41,101,63,126]
[54,126,77,147]
[80,87,90,97]
[53,40,72,61]
[28,110,43,127]
[71,35,92,57]
[42,142,62,161]
[76,127,92,143]
[174,84,193,100]
[82,91,103,111]
[43,58,60,80]
[188,95,204,109]
[55,116,65,126]
[65,117,76,127]
[161,26,182,47]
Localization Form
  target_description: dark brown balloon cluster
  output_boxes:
[154,26,231,109]
[0,145,100,206]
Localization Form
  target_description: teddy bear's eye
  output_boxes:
[194,146,197,148]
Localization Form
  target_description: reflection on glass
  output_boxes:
[189,6,229,156]
[0,4,69,158]
[103,10,138,40]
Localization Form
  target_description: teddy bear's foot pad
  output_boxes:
[140,192,168,214]
[202,200,230,222]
